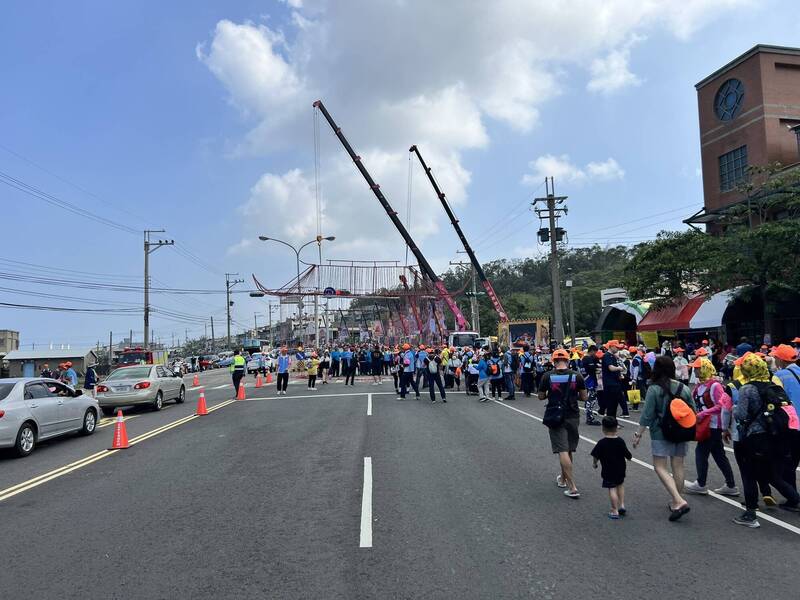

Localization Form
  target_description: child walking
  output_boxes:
[590,416,632,519]
[307,353,320,391]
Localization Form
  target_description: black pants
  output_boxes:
[467,373,478,395]
[521,372,534,396]
[400,371,419,398]
[736,435,800,510]
[383,362,390,375]
[392,372,399,391]
[783,431,800,491]
[308,374,316,388]
[603,386,626,416]
[277,372,289,392]
[695,428,736,487]
[428,372,446,401]
[415,368,428,389]
[232,370,244,394]
[490,378,503,398]
[345,365,356,385]
[331,360,340,377]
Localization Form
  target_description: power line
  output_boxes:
[0,301,141,314]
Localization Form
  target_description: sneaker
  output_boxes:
[442,398,447,403]
[685,481,708,495]
[779,502,800,513]
[714,485,740,497]
[763,495,778,507]
[621,413,631,418]
[431,399,437,403]
[479,397,489,402]
[556,475,567,488]
[733,511,760,528]
[564,489,580,499]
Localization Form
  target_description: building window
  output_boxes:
[719,145,748,192]
[714,78,744,121]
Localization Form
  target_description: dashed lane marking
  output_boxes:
[491,399,800,537]
[360,457,373,548]
[367,393,372,416]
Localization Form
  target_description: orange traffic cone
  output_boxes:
[266,372,273,384]
[192,373,199,386]
[255,374,263,388]
[237,383,246,400]
[109,410,129,449]
[196,388,209,416]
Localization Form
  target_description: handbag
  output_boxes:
[626,388,641,405]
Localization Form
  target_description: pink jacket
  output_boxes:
[693,380,732,430]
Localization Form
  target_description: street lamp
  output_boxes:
[258,235,335,346]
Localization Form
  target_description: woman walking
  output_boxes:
[633,356,693,521]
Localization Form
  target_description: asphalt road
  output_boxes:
[1,370,799,599]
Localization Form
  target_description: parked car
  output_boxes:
[246,353,274,374]
[216,356,234,368]
[95,365,186,416]
[0,378,100,457]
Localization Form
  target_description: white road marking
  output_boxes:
[237,391,397,402]
[367,393,372,416]
[360,457,373,548]
[492,399,800,537]
[211,384,228,390]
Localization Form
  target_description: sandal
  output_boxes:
[608,513,621,520]
[669,504,690,522]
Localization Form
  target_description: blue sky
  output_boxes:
[1,0,797,348]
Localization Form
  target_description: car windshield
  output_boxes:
[107,367,151,380]
[250,353,262,360]
[117,352,149,365]
[0,382,16,401]
[451,334,477,348]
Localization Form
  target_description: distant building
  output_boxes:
[600,288,629,307]
[686,44,800,229]
[0,330,20,355]
[3,348,98,378]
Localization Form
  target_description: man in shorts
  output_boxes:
[539,349,587,498]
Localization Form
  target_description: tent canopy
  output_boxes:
[594,300,650,332]
[637,296,706,331]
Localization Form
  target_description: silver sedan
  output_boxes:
[0,378,100,457]
[95,365,186,416]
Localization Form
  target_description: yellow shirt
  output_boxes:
[307,358,320,376]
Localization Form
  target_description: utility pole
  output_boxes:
[225,273,244,349]
[533,177,568,345]
[450,257,482,334]
[108,331,113,371]
[143,230,174,349]
[254,313,259,338]
[129,329,133,347]
[210,316,215,352]
[566,269,576,344]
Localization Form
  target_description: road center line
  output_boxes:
[360,456,373,548]
[367,393,372,416]
[0,399,237,503]
[491,399,800,536]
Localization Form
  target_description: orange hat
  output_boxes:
[595,351,604,358]
[793,337,800,344]
[670,399,697,428]
[688,358,703,368]
[628,346,637,353]
[419,344,426,350]
[402,343,410,350]
[770,344,798,363]
[552,349,570,360]
[674,347,685,353]
[734,351,752,367]
[695,347,709,357]
[702,339,709,344]
[606,340,619,348]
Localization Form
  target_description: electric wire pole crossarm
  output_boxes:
[533,177,568,344]
[143,230,174,349]
[225,273,245,349]
[312,99,470,331]
[410,145,508,324]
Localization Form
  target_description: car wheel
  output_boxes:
[152,391,163,411]
[175,386,186,404]
[80,409,97,436]
[14,422,36,457]
[101,407,116,417]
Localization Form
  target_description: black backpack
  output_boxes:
[509,352,520,372]
[542,374,574,429]
[522,353,533,373]
[658,381,696,443]
[749,382,791,437]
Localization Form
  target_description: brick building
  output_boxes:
[686,44,800,229]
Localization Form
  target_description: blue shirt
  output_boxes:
[65,368,78,386]
[735,342,753,357]
[403,350,416,373]
[415,350,428,369]
[477,359,488,380]
[331,350,341,361]
[775,364,800,411]
[277,355,290,373]
[342,351,353,365]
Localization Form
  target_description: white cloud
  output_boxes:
[587,36,644,94]
[522,155,625,186]
[199,0,752,269]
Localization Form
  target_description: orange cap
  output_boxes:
[595,351,604,358]
[628,346,637,353]
[734,351,752,366]
[702,339,709,344]
[606,340,619,348]
[770,344,798,362]
[670,399,697,428]
[552,349,570,360]
[688,358,703,368]
[419,344,426,350]
[674,347,685,353]
[402,343,410,350]
[792,337,800,344]
[695,347,709,356]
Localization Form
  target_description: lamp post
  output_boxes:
[258,235,335,346]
